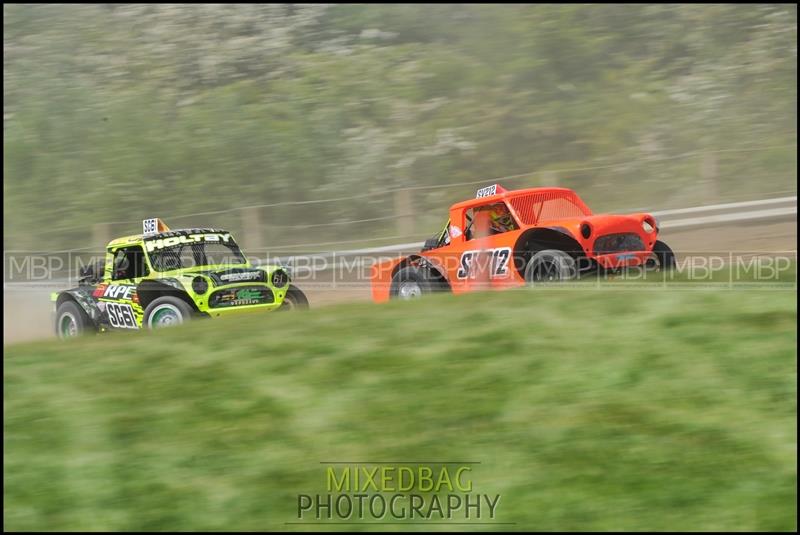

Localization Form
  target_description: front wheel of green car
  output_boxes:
[143,296,194,329]
[280,285,310,311]
[55,301,93,339]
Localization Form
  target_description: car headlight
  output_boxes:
[271,269,289,288]
[192,276,209,295]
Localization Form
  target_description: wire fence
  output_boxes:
[10,142,797,254]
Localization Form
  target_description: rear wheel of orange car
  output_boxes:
[524,249,578,284]
[390,266,434,300]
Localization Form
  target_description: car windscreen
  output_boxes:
[147,240,247,272]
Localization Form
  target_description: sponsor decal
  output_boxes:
[219,271,261,282]
[235,288,262,300]
[211,287,271,308]
[92,284,136,300]
[92,283,108,298]
[457,247,511,279]
[449,225,463,238]
[144,233,232,252]
[93,283,136,300]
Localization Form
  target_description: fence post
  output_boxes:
[701,151,718,201]
[394,189,414,237]
[240,207,263,255]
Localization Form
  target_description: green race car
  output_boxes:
[53,218,308,338]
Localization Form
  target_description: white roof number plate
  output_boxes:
[143,218,158,236]
[476,184,498,198]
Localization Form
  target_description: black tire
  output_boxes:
[390,266,435,300]
[143,295,194,329]
[524,249,578,284]
[649,240,676,271]
[280,284,310,311]
[55,300,94,339]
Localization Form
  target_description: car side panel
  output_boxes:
[92,281,145,330]
[423,229,526,294]
[59,287,103,326]
[371,257,405,303]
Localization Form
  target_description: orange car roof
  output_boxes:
[450,186,578,211]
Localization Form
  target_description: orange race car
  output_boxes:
[371,184,675,301]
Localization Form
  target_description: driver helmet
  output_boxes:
[487,204,514,232]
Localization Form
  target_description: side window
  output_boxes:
[112,246,150,281]
[465,202,518,240]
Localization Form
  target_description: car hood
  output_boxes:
[168,266,282,286]
[542,212,651,235]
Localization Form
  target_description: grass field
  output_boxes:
[4,285,797,531]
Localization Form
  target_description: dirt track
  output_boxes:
[4,219,796,345]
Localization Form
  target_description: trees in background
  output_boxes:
[4,4,796,250]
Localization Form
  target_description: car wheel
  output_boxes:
[143,296,194,329]
[647,240,676,271]
[55,300,93,339]
[524,249,577,284]
[390,266,434,300]
[280,284,310,311]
